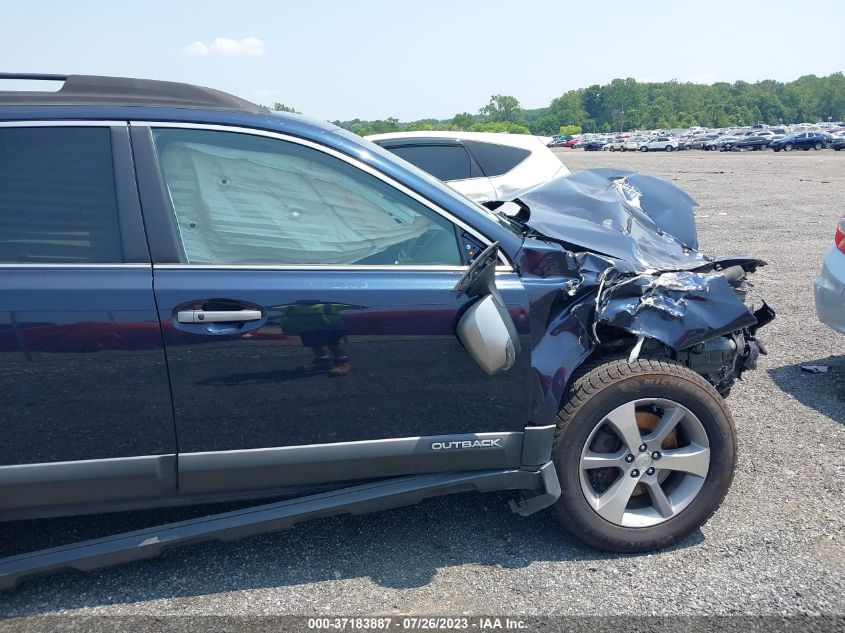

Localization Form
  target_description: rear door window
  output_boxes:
[388,145,473,182]
[464,141,531,177]
[0,127,122,263]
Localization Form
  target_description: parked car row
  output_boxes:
[550,122,845,154]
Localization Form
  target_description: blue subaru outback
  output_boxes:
[0,74,773,589]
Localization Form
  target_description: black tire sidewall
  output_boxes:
[554,368,736,551]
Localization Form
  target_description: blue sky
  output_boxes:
[1,0,842,121]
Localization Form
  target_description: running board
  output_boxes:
[0,463,559,591]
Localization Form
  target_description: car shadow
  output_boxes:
[768,354,845,425]
[0,493,704,615]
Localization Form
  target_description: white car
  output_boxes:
[622,137,643,151]
[604,138,626,152]
[746,130,775,138]
[366,131,569,202]
[638,136,679,152]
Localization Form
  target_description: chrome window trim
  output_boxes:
[130,120,513,271]
[0,263,150,269]
[154,263,514,273]
[0,120,125,127]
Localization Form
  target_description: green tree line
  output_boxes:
[315,73,845,136]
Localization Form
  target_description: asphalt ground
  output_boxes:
[1,148,843,622]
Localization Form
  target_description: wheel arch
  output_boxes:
[531,314,669,427]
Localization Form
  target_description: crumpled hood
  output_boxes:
[516,168,708,271]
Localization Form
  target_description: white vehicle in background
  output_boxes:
[604,138,626,151]
[622,137,643,151]
[745,129,776,138]
[638,136,679,152]
[366,131,569,202]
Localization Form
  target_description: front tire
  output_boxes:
[639,146,648,152]
[551,358,736,552]
[665,145,674,152]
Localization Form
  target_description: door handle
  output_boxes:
[176,310,263,324]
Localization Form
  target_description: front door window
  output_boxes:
[152,128,462,266]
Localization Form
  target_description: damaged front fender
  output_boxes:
[518,240,774,425]
[596,269,758,350]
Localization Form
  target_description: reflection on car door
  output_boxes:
[0,124,176,517]
[132,124,532,496]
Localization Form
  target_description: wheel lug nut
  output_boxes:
[652,451,661,460]
[638,443,648,453]
[646,467,655,476]
[625,454,634,463]
[630,469,640,478]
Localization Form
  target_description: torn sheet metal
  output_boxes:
[596,269,759,351]
[515,168,706,271]
[517,239,771,425]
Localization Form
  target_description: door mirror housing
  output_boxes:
[453,242,520,375]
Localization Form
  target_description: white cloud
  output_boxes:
[184,41,209,56]
[184,37,266,57]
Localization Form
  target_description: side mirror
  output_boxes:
[453,243,520,375]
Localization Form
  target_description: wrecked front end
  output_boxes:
[509,169,775,424]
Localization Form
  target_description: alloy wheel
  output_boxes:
[579,398,710,528]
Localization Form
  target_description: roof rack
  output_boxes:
[0,73,268,113]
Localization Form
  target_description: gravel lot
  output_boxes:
[1,149,843,620]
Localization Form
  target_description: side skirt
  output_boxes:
[0,463,559,591]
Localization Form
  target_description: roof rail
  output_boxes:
[0,73,68,81]
[0,73,268,113]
